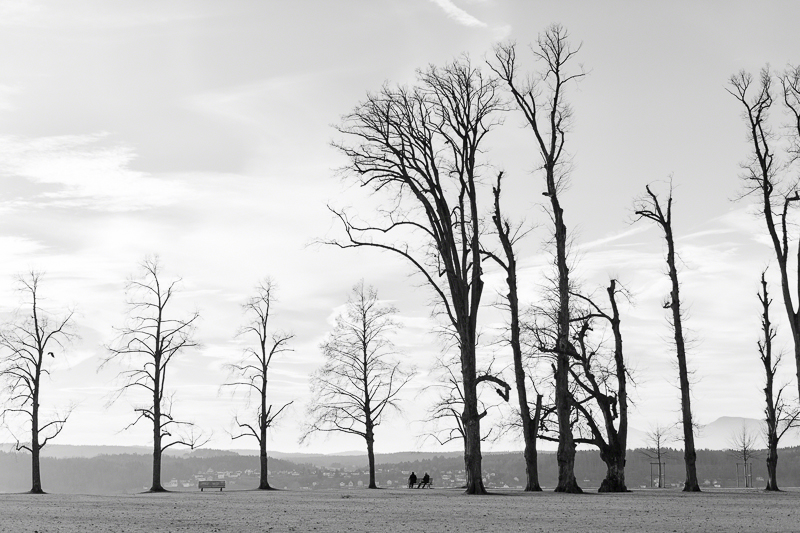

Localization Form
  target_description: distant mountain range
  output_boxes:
[3,417,796,464]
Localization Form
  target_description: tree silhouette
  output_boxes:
[634,183,701,492]
[303,281,414,489]
[329,57,509,494]
[104,257,206,492]
[224,278,293,490]
[639,424,672,488]
[482,171,543,491]
[728,65,800,411]
[569,280,631,492]
[757,270,800,491]
[0,271,74,494]
[490,25,585,493]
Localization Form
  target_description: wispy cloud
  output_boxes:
[427,0,486,27]
[0,134,189,211]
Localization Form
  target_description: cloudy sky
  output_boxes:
[1,0,799,455]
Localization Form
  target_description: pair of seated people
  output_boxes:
[407,472,431,488]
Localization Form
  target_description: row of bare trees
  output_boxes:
[0,259,295,494]
[0,259,414,495]
[3,26,799,498]
[329,23,800,495]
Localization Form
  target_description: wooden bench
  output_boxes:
[198,480,226,492]
[417,478,433,489]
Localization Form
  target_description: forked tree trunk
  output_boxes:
[765,440,779,491]
[598,446,627,492]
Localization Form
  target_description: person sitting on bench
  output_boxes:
[417,472,430,488]
[408,471,417,488]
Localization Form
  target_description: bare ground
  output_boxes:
[2,487,799,533]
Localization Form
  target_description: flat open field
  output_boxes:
[2,487,799,533]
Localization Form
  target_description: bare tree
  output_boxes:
[104,257,205,492]
[728,65,800,407]
[728,422,761,488]
[303,281,414,489]
[224,279,293,490]
[639,424,672,488]
[757,270,800,491]
[569,280,630,492]
[490,25,585,493]
[482,171,543,491]
[0,272,74,494]
[634,184,701,492]
[329,57,510,494]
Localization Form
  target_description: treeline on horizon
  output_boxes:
[0,447,798,494]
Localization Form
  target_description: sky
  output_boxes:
[0,0,799,455]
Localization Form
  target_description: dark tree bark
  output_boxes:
[483,172,542,491]
[104,257,206,493]
[570,280,630,492]
[224,278,293,490]
[729,66,800,412]
[329,58,509,494]
[635,185,700,492]
[491,26,585,493]
[757,271,800,491]
[0,272,73,494]
[303,281,414,490]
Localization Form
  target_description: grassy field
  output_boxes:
[2,487,799,532]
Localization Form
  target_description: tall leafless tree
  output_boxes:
[329,57,510,494]
[0,272,74,494]
[303,281,414,489]
[757,270,800,491]
[728,65,800,406]
[634,184,701,492]
[481,171,542,491]
[224,279,293,490]
[490,25,585,493]
[570,280,630,492]
[104,257,205,492]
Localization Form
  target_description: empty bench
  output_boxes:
[198,480,226,492]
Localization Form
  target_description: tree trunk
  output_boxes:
[461,340,486,495]
[665,225,700,493]
[258,443,272,490]
[523,395,543,491]
[765,442,779,491]
[598,446,628,492]
[366,434,377,489]
[150,379,165,492]
[30,385,44,494]
[552,194,581,494]
[463,417,485,494]
[554,341,580,494]
[258,382,273,490]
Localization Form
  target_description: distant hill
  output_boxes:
[3,416,797,462]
